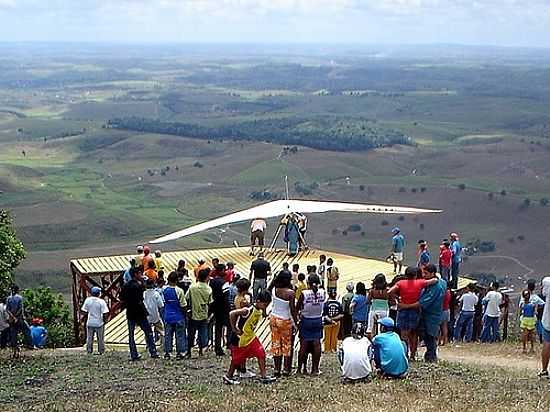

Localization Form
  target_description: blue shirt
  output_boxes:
[351,294,369,323]
[30,325,47,348]
[372,331,408,377]
[123,269,132,284]
[163,286,186,324]
[392,234,405,253]
[522,302,536,318]
[419,278,447,337]
[419,250,431,266]
[6,294,23,320]
[451,240,462,264]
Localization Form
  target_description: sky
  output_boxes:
[0,0,549,48]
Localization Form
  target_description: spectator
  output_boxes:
[224,262,237,284]
[454,283,478,343]
[519,290,537,354]
[323,289,344,353]
[142,246,154,271]
[317,255,327,288]
[338,322,373,383]
[163,271,188,360]
[350,282,369,327]
[270,270,299,376]
[390,228,405,275]
[119,270,159,361]
[193,259,209,280]
[210,264,228,356]
[0,299,9,349]
[480,281,503,343]
[224,291,275,385]
[249,253,271,300]
[6,285,32,356]
[154,250,164,273]
[186,268,212,358]
[235,278,252,310]
[30,318,48,349]
[81,286,109,354]
[326,258,340,294]
[341,282,355,339]
[450,233,462,289]
[417,240,430,269]
[175,260,192,293]
[144,279,165,347]
[291,263,300,287]
[135,245,144,269]
[539,276,550,378]
[439,240,452,283]
[143,259,158,283]
[372,317,408,378]
[439,284,452,346]
[123,259,136,284]
[295,273,307,302]
[367,274,391,338]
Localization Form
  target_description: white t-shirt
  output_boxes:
[144,289,164,324]
[0,303,9,331]
[340,336,373,380]
[483,291,503,317]
[541,277,550,330]
[81,296,109,328]
[251,219,266,232]
[459,292,478,312]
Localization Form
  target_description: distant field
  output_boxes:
[1,44,550,292]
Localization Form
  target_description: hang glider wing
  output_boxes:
[150,199,442,244]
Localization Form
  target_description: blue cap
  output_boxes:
[392,227,400,234]
[91,287,101,296]
[378,317,395,328]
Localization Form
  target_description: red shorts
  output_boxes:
[231,337,266,366]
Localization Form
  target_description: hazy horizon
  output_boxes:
[1,0,549,48]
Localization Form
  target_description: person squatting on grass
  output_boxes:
[224,291,276,385]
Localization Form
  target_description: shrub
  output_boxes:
[420,187,427,193]
[458,183,466,190]
[381,220,389,226]
[522,198,531,208]
[411,188,418,193]
[359,185,365,191]
[193,161,204,168]
[398,187,406,193]
[500,190,507,196]
[22,287,73,348]
[342,230,348,236]
[347,224,362,232]
[540,198,549,206]
[517,235,525,241]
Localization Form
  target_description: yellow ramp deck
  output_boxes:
[88,246,470,348]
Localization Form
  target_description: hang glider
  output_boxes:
[150,199,442,244]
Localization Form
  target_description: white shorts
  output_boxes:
[393,252,403,263]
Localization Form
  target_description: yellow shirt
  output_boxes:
[295,281,307,301]
[235,293,251,309]
[238,307,262,347]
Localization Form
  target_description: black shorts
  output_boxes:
[251,230,265,246]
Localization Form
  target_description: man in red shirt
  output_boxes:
[439,240,452,283]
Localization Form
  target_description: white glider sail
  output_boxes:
[150,199,441,244]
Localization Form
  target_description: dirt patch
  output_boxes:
[11,201,91,228]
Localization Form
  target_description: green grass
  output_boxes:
[0,349,547,412]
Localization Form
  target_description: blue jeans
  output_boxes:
[127,318,158,360]
[454,311,475,342]
[480,315,500,343]
[450,261,460,289]
[188,319,209,349]
[164,319,187,355]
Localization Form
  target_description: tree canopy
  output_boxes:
[0,209,26,295]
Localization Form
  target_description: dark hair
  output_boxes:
[212,258,219,264]
[282,262,289,269]
[232,273,241,283]
[527,279,536,291]
[167,271,178,284]
[307,273,321,293]
[306,265,312,273]
[327,258,334,266]
[236,278,251,293]
[424,264,437,275]
[256,290,272,304]
[158,270,164,278]
[198,268,210,282]
[11,284,20,293]
[373,273,388,290]
[298,273,306,281]
[467,283,476,292]
[443,241,450,248]
[328,288,337,298]
[310,265,317,273]
[216,263,225,272]
[319,254,326,261]
[292,264,299,272]
[146,279,156,288]
[356,282,367,296]
[492,281,500,290]
[129,258,136,267]
[274,271,292,289]
[147,259,156,269]
[177,260,186,270]
[226,262,234,269]
[522,289,530,300]
[405,267,418,279]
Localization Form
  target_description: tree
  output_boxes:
[500,190,507,196]
[458,183,466,190]
[0,210,26,294]
[540,198,549,207]
[22,287,72,347]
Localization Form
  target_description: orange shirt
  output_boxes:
[144,269,158,282]
[194,263,209,279]
[142,254,154,270]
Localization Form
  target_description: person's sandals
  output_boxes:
[223,375,241,385]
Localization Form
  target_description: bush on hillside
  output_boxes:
[0,210,26,294]
[22,287,73,348]
[458,183,466,190]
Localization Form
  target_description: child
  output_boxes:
[367,273,390,338]
[417,240,430,269]
[317,255,327,288]
[519,290,537,354]
[326,258,339,294]
[341,282,355,339]
[235,278,252,309]
[144,279,165,347]
[350,282,369,326]
[439,241,452,282]
[323,289,344,353]
[30,318,48,349]
[295,273,307,302]
[224,291,276,385]
[154,250,164,274]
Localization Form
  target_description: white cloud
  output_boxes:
[0,0,16,9]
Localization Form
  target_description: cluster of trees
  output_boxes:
[0,210,72,347]
[108,116,411,152]
[249,190,280,201]
[465,239,497,255]
[294,181,319,196]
